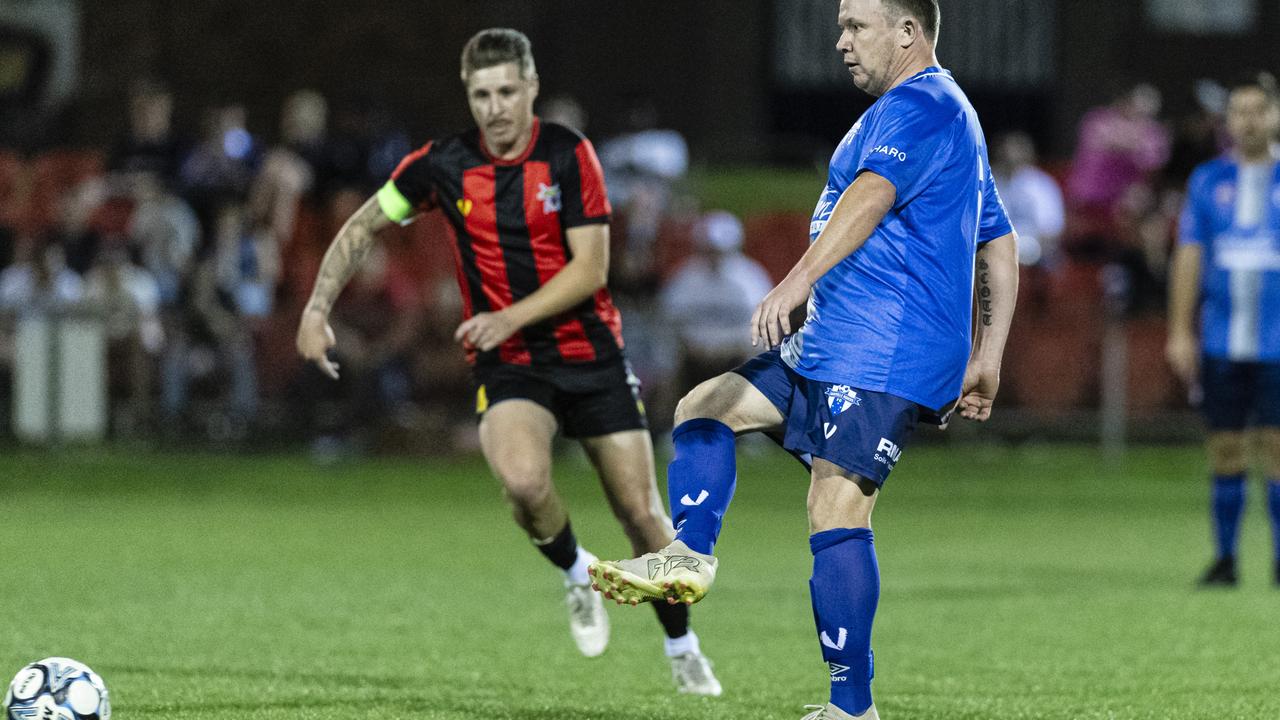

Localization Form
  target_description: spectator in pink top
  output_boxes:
[1067,83,1172,213]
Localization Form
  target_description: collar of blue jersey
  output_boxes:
[903,66,950,84]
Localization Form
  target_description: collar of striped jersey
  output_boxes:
[478,116,542,167]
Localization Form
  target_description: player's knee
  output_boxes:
[1207,433,1248,474]
[807,475,877,532]
[1258,430,1280,477]
[674,378,728,426]
[497,460,554,509]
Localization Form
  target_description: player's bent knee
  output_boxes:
[673,384,714,426]
[674,374,738,426]
[496,462,554,508]
[807,474,878,532]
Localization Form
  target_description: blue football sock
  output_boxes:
[1268,480,1280,562]
[668,419,737,555]
[1211,474,1246,560]
[810,528,878,716]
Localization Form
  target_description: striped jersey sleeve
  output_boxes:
[377,142,436,222]
[557,137,611,228]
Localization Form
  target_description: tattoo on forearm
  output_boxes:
[305,202,381,316]
[976,257,993,327]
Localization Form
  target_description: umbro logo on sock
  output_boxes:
[828,661,850,681]
[680,490,710,506]
[648,555,701,579]
[821,627,848,651]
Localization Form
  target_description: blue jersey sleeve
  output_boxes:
[1178,167,1209,246]
[857,89,958,208]
[978,164,1013,243]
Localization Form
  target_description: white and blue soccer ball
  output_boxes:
[3,657,111,720]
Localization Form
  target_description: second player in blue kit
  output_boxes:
[1167,72,1280,588]
[590,1,1020,718]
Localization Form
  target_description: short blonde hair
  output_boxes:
[460,28,537,83]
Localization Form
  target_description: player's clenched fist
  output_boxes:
[957,361,1000,422]
[752,274,810,349]
[297,308,340,380]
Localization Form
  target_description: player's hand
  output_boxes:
[455,310,519,352]
[752,274,810,349]
[297,308,340,380]
[957,361,1000,422]
[1165,331,1199,386]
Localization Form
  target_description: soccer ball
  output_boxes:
[2,657,111,720]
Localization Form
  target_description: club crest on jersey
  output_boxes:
[537,182,562,214]
[456,198,474,217]
[1215,182,1235,208]
[824,385,862,416]
[838,117,864,149]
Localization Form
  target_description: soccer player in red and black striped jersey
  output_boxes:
[295,28,720,694]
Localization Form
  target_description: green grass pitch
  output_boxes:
[2,443,1278,719]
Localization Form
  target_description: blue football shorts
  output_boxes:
[1200,356,1280,431]
[733,349,929,486]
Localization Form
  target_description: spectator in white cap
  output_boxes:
[659,210,774,398]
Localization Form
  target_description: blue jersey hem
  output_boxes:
[786,363,950,412]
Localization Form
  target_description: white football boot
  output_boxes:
[801,702,880,720]
[588,539,718,606]
[670,649,722,696]
[564,580,609,657]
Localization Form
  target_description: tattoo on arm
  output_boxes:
[304,200,383,316]
[976,257,993,327]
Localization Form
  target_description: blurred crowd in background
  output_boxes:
[0,72,1250,453]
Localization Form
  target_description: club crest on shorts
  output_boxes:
[824,385,862,416]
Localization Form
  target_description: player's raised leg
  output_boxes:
[1201,431,1248,586]
[479,399,608,656]
[589,371,783,605]
[806,460,881,720]
[582,429,721,696]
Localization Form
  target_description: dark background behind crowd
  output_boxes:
[0,0,1276,454]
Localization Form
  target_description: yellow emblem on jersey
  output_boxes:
[457,198,474,217]
[476,384,489,414]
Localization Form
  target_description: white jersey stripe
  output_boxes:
[1226,162,1272,359]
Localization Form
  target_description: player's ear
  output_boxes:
[897,17,918,49]
[529,74,541,100]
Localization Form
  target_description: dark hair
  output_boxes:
[1229,70,1278,101]
[883,0,941,41]
[460,28,537,83]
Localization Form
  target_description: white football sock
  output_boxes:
[565,547,594,586]
[664,629,700,658]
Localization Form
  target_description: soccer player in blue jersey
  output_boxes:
[589,1,1019,717]
[1167,73,1280,588]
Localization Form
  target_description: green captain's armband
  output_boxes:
[376,180,414,223]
